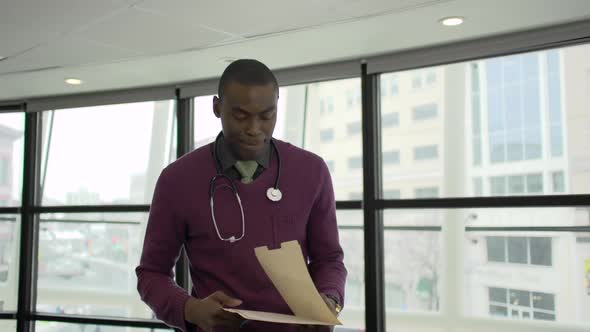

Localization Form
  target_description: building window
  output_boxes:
[414,145,438,161]
[473,177,483,196]
[551,171,565,193]
[326,160,335,173]
[486,54,544,164]
[414,187,439,198]
[327,96,335,113]
[346,90,354,108]
[382,112,399,128]
[486,236,552,266]
[426,71,437,85]
[383,150,400,165]
[488,287,555,321]
[347,121,362,135]
[547,50,564,157]
[348,192,363,200]
[383,189,401,199]
[391,77,399,96]
[348,156,363,170]
[412,75,423,90]
[489,173,543,195]
[320,128,334,143]
[412,104,438,121]
[0,158,9,186]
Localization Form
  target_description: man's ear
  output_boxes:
[213,96,221,118]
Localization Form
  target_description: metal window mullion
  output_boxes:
[174,95,193,292]
[361,63,385,332]
[17,111,42,332]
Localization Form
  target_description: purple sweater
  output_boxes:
[136,139,347,332]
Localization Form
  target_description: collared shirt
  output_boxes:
[216,134,272,181]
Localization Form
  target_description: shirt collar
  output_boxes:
[217,133,271,171]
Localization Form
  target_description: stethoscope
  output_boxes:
[209,133,283,243]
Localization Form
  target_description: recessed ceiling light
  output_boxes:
[0,56,6,61]
[65,78,83,85]
[440,16,464,26]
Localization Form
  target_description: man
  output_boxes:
[136,59,347,332]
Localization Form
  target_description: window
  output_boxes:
[391,77,399,96]
[547,50,564,157]
[383,189,401,199]
[0,159,9,186]
[36,213,155,319]
[348,192,363,200]
[488,287,555,321]
[41,101,176,205]
[0,113,24,207]
[320,128,334,142]
[414,187,439,198]
[426,71,437,85]
[489,173,544,195]
[327,96,335,113]
[412,75,423,90]
[346,90,354,108]
[486,236,552,266]
[326,160,335,173]
[473,177,483,196]
[383,150,400,165]
[486,53,544,164]
[347,121,362,135]
[412,104,438,121]
[507,237,528,263]
[382,112,399,128]
[414,145,438,160]
[552,171,565,192]
[348,156,363,170]
[0,215,19,311]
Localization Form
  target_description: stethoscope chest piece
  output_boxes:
[266,187,282,202]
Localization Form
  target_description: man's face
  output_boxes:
[214,81,278,160]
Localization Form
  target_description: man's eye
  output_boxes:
[233,113,247,120]
[261,112,275,120]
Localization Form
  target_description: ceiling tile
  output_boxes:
[0,36,143,75]
[78,7,231,54]
[0,0,130,36]
[136,0,354,37]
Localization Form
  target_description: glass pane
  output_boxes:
[36,322,172,332]
[486,236,506,263]
[507,237,528,264]
[195,78,362,201]
[530,237,552,266]
[379,43,590,198]
[0,215,19,312]
[384,211,441,316]
[532,292,555,311]
[41,101,176,205]
[0,320,16,331]
[0,113,24,207]
[509,289,531,307]
[489,287,507,303]
[36,213,155,319]
[384,229,441,313]
[336,210,364,331]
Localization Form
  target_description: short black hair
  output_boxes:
[217,59,278,99]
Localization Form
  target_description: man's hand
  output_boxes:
[184,291,245,332]
[296,293,339,332]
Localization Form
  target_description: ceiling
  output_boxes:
[1,0,590,101]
